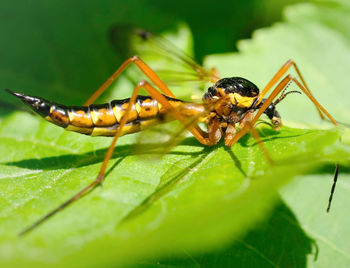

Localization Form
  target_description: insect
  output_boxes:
[6,30,338,236]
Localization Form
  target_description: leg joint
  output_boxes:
[96,174,104,185]
[131,55,140,61]
[137,80,147,87]
[286,59,294,64]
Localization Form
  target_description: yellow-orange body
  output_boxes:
[44,95,205,137]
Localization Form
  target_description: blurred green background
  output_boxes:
[0,0,303,105]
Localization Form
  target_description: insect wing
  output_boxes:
[132,112,207,160]
[109,25,218,99]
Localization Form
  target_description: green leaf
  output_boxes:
[1,1,350,268]
[0,111,348,267]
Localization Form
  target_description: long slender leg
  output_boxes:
[257,75,337,127]
[258,59,324,119]
[19,81,161,236]
[19,80,215,236]
[225,113,273,163]
[243,121,274,164]
[84,56,176,106]
[226,74,338,147]
[262,74,339,211]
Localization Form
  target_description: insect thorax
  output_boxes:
[203,77,259,123]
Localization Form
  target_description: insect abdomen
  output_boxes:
[47,95,180,137]
[7,91,200,137]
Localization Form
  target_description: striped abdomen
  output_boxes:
[7,90,205,137]
[45,95,204,137]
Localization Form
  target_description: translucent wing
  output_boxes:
[109,24,220,99]
[133,29,218,82]
[132,109,209,160]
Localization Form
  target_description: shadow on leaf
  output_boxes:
[121,149,212,223]
[133,200,316,268]
[2,138,208,171]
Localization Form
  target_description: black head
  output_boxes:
[5,89,52,117]
[204,77,259,100]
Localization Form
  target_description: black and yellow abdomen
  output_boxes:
[6,90,202,137]
[47,96,175,136]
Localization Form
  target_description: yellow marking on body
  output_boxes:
[120,124,141,135]
[91,108,117,126]
[68,111,74,122]
[217,88,226,97]
[135,102,141,114]
[49,106,69,126]
[66,124,93,135]
[112,106,123,122]
[112,103,138,122]
[92,118,163,137]
[44,115,53,123]
[157,100,182,114]
[91,127,116,137]
[162,100,183,114]
[68,109,93,127]
[230,93,256,108]
[139,118,160,130]
[138,99,158,119]
[169,100,182,107]
[157,102,164,113]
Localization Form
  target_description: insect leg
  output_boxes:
[224,112,273,163]
[210,67,220,83]
[283,76,337,125]
[139,81,214,146]
[226,74,337,148]
[249,125,274,164]
[19,81,155,236]
[84,56,176,105]
[241,113,274,164]
[327,164,339,212]
[258,59,324,119]
[261,75,339,211]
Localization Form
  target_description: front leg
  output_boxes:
[226,111,273,163]
[224,122,236,146]
[208,117,223,144]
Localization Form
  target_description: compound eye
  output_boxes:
[203,92,212,101]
